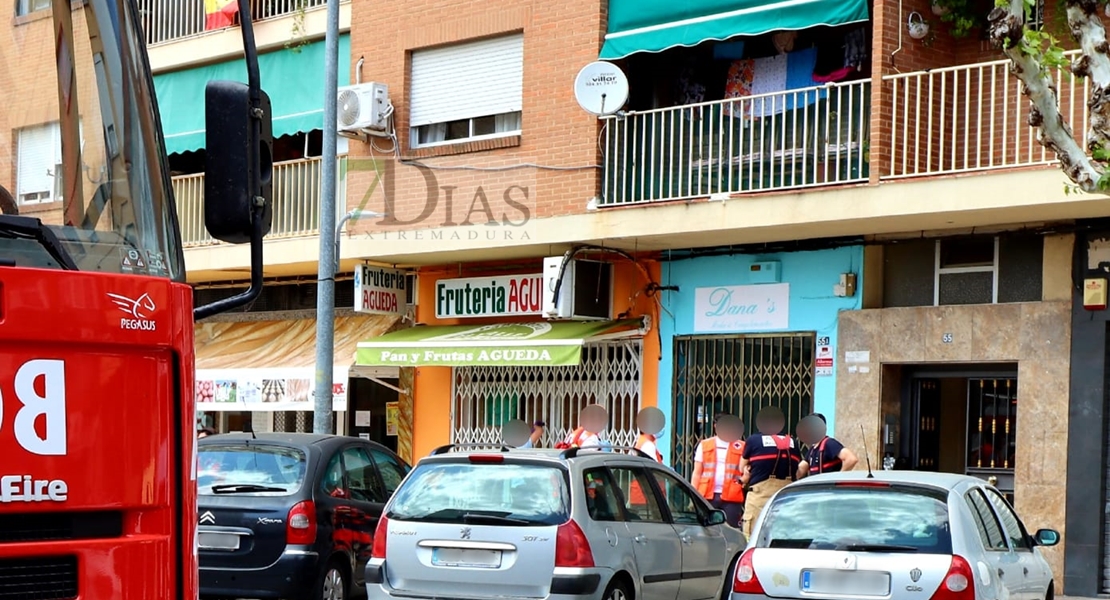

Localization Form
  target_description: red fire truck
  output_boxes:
[0,0,273,598]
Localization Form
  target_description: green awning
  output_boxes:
[600,0,869,60]
[154,35,351,155]
[356,319,645,367]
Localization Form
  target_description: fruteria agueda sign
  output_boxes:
[354,265,407,316]
[435,273,544,319]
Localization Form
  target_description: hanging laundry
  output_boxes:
[675,65,706,106]
[714,40,747,60]
[843,28,868,70]
[750,47,820,117]
[722,59,755,117]
[205,0,239,31]
[813,67,856,84]
[772,31,798,54]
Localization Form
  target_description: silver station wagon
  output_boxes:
[365,444,746,600]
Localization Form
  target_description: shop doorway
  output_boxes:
[895,365,1017,501]
[346,376,400,453]
[670,333,816,479]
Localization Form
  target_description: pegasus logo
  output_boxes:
[199,511,216,524]
[460,527,472,540]
[107,293,157,331]
[108,292,155,319]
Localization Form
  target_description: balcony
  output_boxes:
[138,0,328,47]
[881,51,1085,179]
[600,80,871,206]
[173,156,346,248]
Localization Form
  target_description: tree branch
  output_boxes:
[1065,0,1110,156]
[990,0,1105,193]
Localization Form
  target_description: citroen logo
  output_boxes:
[460,527,472,540]
[199,511,216,525]
[910,568,922,583]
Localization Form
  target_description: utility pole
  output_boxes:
[313,0,342,434]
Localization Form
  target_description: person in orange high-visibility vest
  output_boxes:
[690,413,746,528]
[628,407,666,504]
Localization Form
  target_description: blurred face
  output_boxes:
[581,405,608,433]
[714,415,742,443]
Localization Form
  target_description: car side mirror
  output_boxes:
[1034,528,1059,547]
[704,509,727,527]
[203,80,274,244]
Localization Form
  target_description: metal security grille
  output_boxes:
[671,334,816,479]
[451,341,643,447]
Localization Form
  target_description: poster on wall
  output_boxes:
[385,402,399,436]
[693,283,790,333]
[195,366,349,412]
[816,338,833,376]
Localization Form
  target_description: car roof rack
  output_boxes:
[429,443,514,456]
[560,446,652,460]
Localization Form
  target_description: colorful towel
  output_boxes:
[722,59,755,117]
[205,0,238,31]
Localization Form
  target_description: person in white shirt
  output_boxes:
[519,421,545,448]
[560,404,610,450]
[690,414,746,527]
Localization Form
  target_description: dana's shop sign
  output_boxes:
[436,274,543,319]
[354,265,406,315]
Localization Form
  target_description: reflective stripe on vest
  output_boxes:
[811,437,842,474]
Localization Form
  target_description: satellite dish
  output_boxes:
[574,61,629,116]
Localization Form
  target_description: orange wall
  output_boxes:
[408,257,661,460]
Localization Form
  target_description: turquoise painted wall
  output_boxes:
[655,246,864,465]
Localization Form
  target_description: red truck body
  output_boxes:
[0,267,198,599]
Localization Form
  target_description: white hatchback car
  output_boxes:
[731,471,1059,600]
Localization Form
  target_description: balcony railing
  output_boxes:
[138,0,329,46]
[600,80,871,206]
[173,156,347,248]
[882,50,1085,179]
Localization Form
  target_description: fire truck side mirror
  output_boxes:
[203,80,274,245]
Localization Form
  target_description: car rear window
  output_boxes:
[197,444,307,496]
[754,484,952,554]
[387,460,570,526]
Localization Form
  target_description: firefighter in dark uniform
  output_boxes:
[738,406,803,536]
[797,413,859,477]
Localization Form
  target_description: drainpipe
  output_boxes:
[356,56,364,85]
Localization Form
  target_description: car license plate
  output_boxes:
[198,532,240,551]
[801,569,890,596]
[431,547,502,568]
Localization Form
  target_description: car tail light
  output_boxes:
[732,548,765,594]
[555,520,594,567]
[929,555,975,600]
[469,455,504,463]
[286,501,317,545]
[372,516,389,559]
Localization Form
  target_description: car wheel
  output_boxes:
[602,577,632,600]
[316,559,348,600]
[720,554,740,600]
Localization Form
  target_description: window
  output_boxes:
[583,468,624,522]
[409,34,523,148]
[368,448,408,496]
[754,485,953,554]
[16,121,62,205]
[652,470,704,525]
[342,447,386,503]
[15,0,50,17]
[609,467,665,523]
[966,489,1008,551]
[1027,0,1045,31]
[935,237,999,305]
[387,462,570,526]
[321,453,347,498]
[197,443,307,496]
[983,488,1032,551]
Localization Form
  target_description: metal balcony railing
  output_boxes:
[599,80,871,206]
[882,50,1085,179]
[173,156,347,248]
[138,0,330,47]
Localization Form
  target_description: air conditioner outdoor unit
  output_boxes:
[542,256,612,320]
[337,82,389,132]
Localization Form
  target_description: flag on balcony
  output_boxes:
[205,0,239,31]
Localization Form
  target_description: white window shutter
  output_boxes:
[409,34,524,128]
[17,122,60,202]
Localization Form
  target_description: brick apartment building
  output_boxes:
[4,0,1110,594]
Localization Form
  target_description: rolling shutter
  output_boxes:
[16,122,60,203]
[409,33,524,128]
